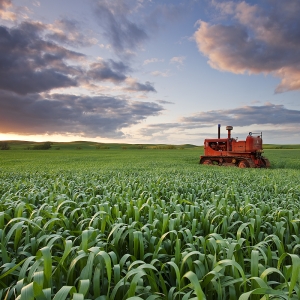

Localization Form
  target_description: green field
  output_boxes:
[0,145,300,299]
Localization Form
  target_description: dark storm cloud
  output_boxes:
[194,0,300,92]
[125,81,156,93]
[139,103,300,137]
[86,60,156,91]
[87,60,130,83]
[0,91,164,137]
[93,0,148,54]
[0,22,84,95]
[181,104,300,126]
[0,21,153,95]
[0,2,169,138]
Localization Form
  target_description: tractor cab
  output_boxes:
[200,124,270,168]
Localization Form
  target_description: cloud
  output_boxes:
[0,21,155,96]
[85,60,157,93]
[0,22,84,95]
[92,0,148,55]
[0,18,161,138]
[139,122,209,137]
[170,56,186,65]
[92,0,190,57]
[0,0,11,10]
[139,103,300,137]
[156,100,174,105]
[181,103,300,126]
[46,19,98,48]
[143,58,164,65]
[194,0,300,92]
[0,0,16,20]
[125,78,156,93]
[151,70,170,77]
[0,91,164,138]
[87,59,129,83]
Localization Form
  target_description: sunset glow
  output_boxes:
[0,0,299,144]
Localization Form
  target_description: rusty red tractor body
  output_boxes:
[200,125,270,168]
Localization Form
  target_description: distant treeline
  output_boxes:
[1,140,300,151]
[23,142,53,150]
[0,142,10,150]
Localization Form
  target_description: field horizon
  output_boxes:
[1,139,300,151]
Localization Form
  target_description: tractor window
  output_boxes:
[210,142,217,150]
[218,142,226,151]
[208,142,227,151]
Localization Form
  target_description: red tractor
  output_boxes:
[200,124,270,168]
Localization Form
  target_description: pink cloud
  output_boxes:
[194,0,300,92]
[0,0,16,20]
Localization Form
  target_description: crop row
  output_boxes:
[0,168,300,299]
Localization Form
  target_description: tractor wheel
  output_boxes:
[261,158,271,168]
[202,159,212,165]
[238,160,249,168]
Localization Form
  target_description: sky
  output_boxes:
[0,0,300,145]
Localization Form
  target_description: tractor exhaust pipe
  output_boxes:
[218,124,221,139]
[226,126,233,139]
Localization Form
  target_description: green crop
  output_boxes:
[0,148,300,299]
